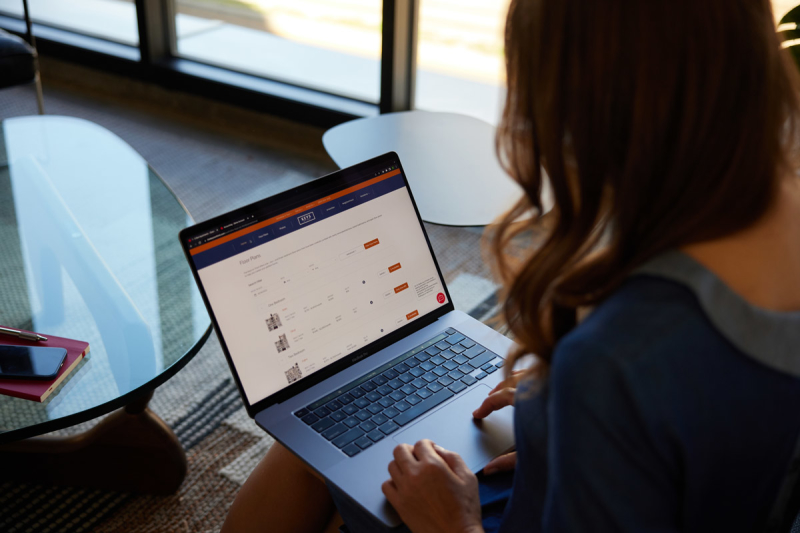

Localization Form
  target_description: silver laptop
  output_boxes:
[179,152,515,528]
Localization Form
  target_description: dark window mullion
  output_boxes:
[380,0,419,113]
[135,0,176,63]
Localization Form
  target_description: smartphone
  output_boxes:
[0,346,68,380]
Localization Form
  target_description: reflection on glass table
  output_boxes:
[0,116,210,494]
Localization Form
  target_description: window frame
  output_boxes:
[0,0,419,128]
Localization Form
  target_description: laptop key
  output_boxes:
[322,423,348,440]
[367,404,384,415]
[428,382,444,393]
[395,400,411,412]
[470,351,497,370]
[435,342,450,350]
[417,388,433,399]
[475,371,488,380]
[294,408,309,418]
[446,333,465,345]
[360,420,377,433]
[422,373,438,383]
[371,413,389,426]
[384,407,401,418]
[388,379,404,390]
[344,417,360,428]
[343,444,362,457]
[449,345,466,354]
[393,362,410,374]
[330,411,347,422]
[449,381,468,394]
[314,406,331,418]
[440,350,455,360]
[389,391,406,402]
[312,417,335,433]
[362,381,377,392]
[400,384,416,395]
[399,373,415,384]
[496,360,505,368]
[420,361,435,371]
[410,367,425,377]
[462,375,478,387]
[394,389,455,426]
[406,357,421,368]
[379,421,400,435]
[342,404,358,416]
[425,347,440,356]
[377,385,393,396]
[445,328,456,335]
[366,391,382,402]
[448,370,465,381]
[355,398,370,409]
[378,397,394,408]
[460,339,476,348]
[464,346,485,359]
[333,428,365,448]
[302,413,319,425]
[430,355,446,365]
[338,393,355,405]
[406,394,422,406]
[355,436,373,450]
[459,363,475,374]
[481,362,494,371]
[443,361,458,371]
[368,429,385,442]
[326,400,343,411]
[433,367,448,377]
[410,378,426,389]
[350,387,366,398]
[486,366,498,374]
[383,369,399,380]
[372,375,388,386]
[438,376,454,387]
[453,354,469,365]
[355,410,372,421]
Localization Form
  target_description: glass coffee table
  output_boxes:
[0,116,211,494]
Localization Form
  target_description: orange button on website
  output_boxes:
[406,310,419,320]
[394,282,409,294]
[388,263,402,273]
[364,238,380,249]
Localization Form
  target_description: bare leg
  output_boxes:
[222,442,342,533]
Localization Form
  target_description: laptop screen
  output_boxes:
[184,156,450,406]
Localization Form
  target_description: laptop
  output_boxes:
[179,152,516,528]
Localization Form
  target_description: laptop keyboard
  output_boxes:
[292,328,505,458]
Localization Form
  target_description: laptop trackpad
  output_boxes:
[392,384,515,472]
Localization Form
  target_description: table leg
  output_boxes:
[0,391,187,495]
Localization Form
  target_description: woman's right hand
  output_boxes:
[472,370,525,476]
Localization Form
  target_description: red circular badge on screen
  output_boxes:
[437,293,445,304]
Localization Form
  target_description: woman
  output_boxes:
[223,0,800,531]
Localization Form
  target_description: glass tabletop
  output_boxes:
[0,116,210,442]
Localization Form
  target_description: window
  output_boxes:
[0,0,139,45]
[174,0,382,103]
[414,0,509,125]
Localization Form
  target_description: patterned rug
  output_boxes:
[0,83,517,532]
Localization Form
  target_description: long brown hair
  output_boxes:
[490,0,800,376]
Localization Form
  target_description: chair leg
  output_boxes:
[34,72,44,115]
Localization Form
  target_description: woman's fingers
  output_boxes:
[489,370,526,394]
[472,388,516,419]
[482,452,517,475]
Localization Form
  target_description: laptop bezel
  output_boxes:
[179,152,456,417]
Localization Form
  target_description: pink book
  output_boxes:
[0,328,89,402]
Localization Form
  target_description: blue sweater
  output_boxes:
[492,253,800,532]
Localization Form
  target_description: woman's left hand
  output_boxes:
[382,439,484,533]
